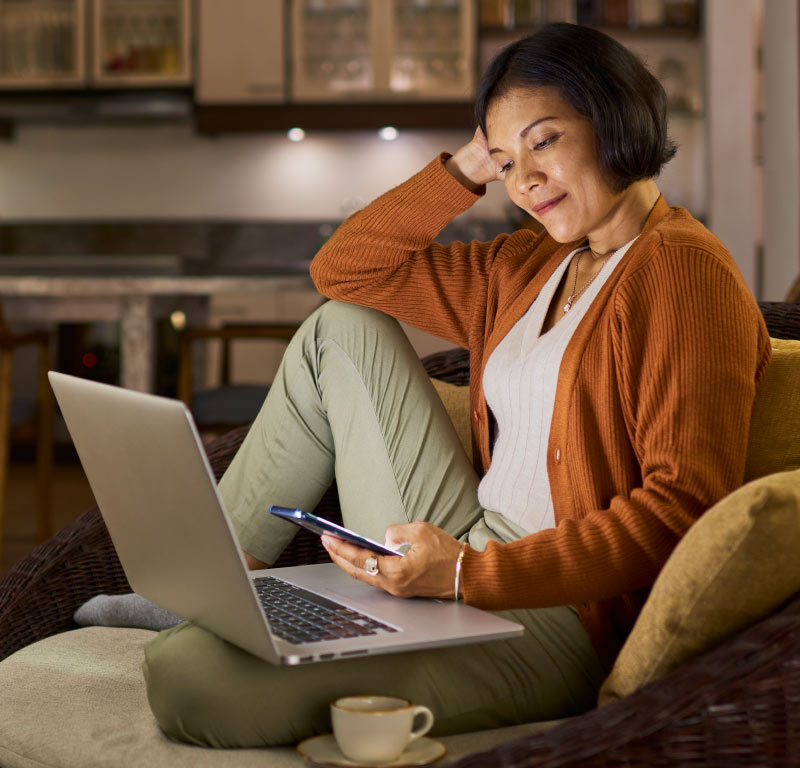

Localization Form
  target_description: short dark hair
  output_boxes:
[475,23,676,192]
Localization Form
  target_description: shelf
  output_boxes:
[0,89,192,120]
[0,90,475,135]
[478,22,701,39]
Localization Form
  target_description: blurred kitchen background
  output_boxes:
[0,0,797,575]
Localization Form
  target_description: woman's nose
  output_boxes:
[517,158,544,193]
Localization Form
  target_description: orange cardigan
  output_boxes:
[311,155,772,666]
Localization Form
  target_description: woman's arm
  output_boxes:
[310,133,521,347]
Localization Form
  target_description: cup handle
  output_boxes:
[408,705,434,744]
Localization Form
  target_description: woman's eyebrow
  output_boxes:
[488,116,558,154]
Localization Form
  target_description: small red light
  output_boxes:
[82,352,98,368]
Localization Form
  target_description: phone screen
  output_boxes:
[268,506,405,557]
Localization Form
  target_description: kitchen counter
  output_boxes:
[0,269,314,393]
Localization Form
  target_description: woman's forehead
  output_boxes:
[485,86,577,140]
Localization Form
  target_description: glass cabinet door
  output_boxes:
[0,0,86,87]
[91,0,191,86]
[291,0,475,102]
[292,0,376,101]
[389,0,475,100]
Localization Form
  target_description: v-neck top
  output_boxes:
[479,239,635,535]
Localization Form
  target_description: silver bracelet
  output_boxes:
[454,542,467,601]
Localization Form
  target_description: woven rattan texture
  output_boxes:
[0,506,128,664]
[449,588,800,768]
[419,347,470,385]
[758,301,800,340]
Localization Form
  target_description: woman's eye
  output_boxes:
[498,160,513,175]
[534,134,560,151]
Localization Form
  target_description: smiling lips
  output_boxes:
[532,193,567,216]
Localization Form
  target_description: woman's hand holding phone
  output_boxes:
[322,521,463,601]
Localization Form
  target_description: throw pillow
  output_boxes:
[430,378,472,460]
[598,468,800,705]
[744,337,800,481]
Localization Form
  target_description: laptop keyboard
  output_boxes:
[254,576,399,645]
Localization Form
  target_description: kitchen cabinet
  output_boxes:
[0,0,190,89]
[0,0,703,134]
[90,0,191,87]
[478,0,699,31]
[195,0,284,104]
[290,0,476,102]
[0,0,86,88]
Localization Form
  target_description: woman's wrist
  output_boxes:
[444,155,487,194]
[453,542,467,601]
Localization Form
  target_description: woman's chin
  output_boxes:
[542,225,583,245]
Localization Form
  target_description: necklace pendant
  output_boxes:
[563,299,573,313]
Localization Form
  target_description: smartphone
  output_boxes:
[268,506,405,557]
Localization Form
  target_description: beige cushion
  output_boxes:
[599,468,800,705]
[430,378,472,460]
[744,337,800,481]
[0,627,559,768]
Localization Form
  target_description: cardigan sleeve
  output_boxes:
[310,154,532,348]
[460,230,772,612]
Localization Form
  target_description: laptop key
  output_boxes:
[253,575,396,644]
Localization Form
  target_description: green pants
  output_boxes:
[143,301,605,747]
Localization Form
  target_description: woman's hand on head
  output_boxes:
[321,522,464,600]
[445,127,501,192]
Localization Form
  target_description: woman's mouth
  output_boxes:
[532,194,567,216]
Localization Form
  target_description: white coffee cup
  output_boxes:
[331,695,434,764]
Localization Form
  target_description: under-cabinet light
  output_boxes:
[378,126,399,141]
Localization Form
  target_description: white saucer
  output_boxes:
[297,734,446,767]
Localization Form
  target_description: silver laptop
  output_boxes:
[49,372,523,665]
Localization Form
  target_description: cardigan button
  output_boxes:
[555,448,561,462]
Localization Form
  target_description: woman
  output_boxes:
[144,23,771,747]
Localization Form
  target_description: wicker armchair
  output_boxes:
[1,301,799,767]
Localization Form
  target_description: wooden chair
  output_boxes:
[0,305,54,566]
[177,323,302,434]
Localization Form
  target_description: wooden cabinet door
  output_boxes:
[196,0,285,103]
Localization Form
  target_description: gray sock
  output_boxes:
[74,593,182,631]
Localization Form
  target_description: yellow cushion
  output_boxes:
[744,337,800,481]
[430,378,472,460]
[598,468,800,705]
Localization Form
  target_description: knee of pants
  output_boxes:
[304,300,405,344]
[143,623,221,746]
[142,623,275,748]
[142,622,331,748]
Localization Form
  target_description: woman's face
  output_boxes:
[485,86,625,246]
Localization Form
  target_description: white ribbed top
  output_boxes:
[478,238,636,534]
